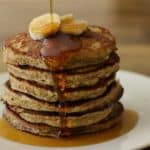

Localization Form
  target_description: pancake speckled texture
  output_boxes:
[3,26,117,71]
[2,25,124,137]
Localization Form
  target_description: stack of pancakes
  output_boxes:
[2,26,124,137]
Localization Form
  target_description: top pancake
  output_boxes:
[3,26,117,71]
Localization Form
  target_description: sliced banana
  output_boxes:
[88,26,102,33]
[61,14,74,24]
[29,13,61,40]
[60,19,88,35]
[29,13,88,40]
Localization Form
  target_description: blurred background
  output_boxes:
[0,0,150,75]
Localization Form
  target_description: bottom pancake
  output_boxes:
[3,102,123,138]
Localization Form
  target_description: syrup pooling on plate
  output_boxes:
[0,110,138,147]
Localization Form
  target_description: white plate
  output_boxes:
[0,70,150,150]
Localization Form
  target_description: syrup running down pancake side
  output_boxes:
[40,34,82,136]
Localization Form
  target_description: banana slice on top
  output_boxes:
[60,19,88,35]
[29,13,61,40]
[61,14,74,24]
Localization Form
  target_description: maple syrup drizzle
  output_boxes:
[58,101,70,137]
[0,109,138,147]
[40,34,81,136]
[44,1,81,133]
[52,72,69,137]
[50,0,53,15]
[41,34,81,57]
[40,34,82,70]
[40,2,82,130]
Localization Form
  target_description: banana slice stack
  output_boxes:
[29,13,88,40]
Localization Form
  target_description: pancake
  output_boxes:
[3,26,117,71]
[3,102,123,137]
[8,104,113,128]
[3,81,123,113]
[2,22,124,138]
[9,74,116,102]
[7,53,119,89]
